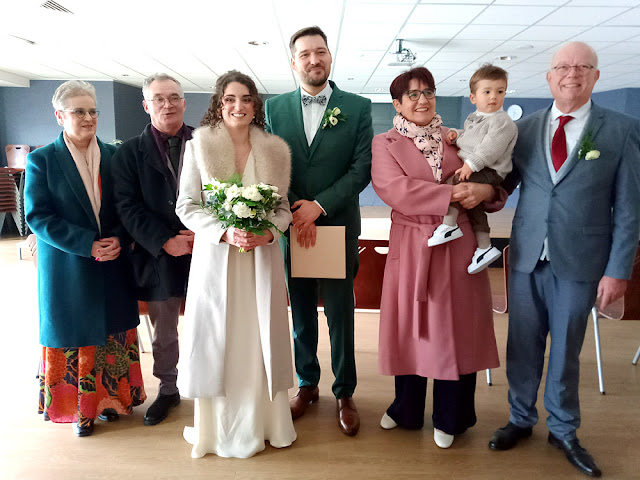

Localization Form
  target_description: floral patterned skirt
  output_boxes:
[38,328,146,427]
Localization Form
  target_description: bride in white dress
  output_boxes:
[175,71,296,459]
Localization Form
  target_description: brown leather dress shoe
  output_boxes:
[290,386,319,420]
[337,396,360,436]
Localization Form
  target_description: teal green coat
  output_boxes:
[265,82,373,238]
[25,133,139,348]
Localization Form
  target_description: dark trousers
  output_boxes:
[453,167,503,233]
[386,373,477,435]
[283,235,359,399]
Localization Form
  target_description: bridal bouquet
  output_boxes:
[200,174,283,252]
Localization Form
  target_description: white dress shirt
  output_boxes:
[539,100,592,261]
[300,82,333,215]
[301,83,333,146]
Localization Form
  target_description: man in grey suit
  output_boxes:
[489,42,640,477]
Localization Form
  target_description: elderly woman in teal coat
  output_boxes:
[25,80,146,437]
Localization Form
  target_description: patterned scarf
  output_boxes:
[393,113,444,183]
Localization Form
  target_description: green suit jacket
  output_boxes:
[264,81,373,238]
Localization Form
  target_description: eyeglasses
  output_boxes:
[61,108,100,119]
[405,89,436,101]
[146,95,184,106]
[551,64,595,77]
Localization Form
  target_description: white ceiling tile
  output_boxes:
[568,0,639,6]
[343,2,414,23]
[428,51,489,63]
[399,24,465,40]
[420,0,491,4]
[410,4,488,24]
[493,0,566,4]
[572,26,640,42]
[537,7,629,26]
[471,6,558,25]
[596,41,640,55]
[455,24,527,40]
[601,7,640,26]
[512,26,591,41]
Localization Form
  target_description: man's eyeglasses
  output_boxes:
[405,89,436,101]
[61,108,100,119]
[551,64,595,77]
[147,95,184,106]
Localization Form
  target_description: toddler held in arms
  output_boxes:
[429,64,517,274]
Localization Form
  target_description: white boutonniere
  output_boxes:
[578,132,600,160]
[322,107,347,129]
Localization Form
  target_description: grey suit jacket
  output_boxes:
[504,102,640,282]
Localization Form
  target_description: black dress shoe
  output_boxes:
[72,421,94,437]
[98,408,119,422]
[548,433,602,477]
[489,422,533,450]
[144,392,181,426]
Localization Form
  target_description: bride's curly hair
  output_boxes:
[201,70,265,129]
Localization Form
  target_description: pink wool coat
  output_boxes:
[372,127,503,380]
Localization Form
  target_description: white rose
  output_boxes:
[585,150,600,160]
[223,201,232,211]
[225,184,241,200]
[232,202,253,218]
[333,107,341,115]
[243,185,264,202]
[329,116,338,126]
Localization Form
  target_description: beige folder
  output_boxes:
[290,226,346,279]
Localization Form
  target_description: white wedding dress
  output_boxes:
[183,152,296,458]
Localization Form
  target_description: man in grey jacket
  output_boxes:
[488,42,640,478]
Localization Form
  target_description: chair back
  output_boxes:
[5,145,30,169]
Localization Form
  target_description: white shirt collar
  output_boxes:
[551,100,591,122]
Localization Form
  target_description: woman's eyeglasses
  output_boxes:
[61,108,100,119]
[405,89,436,101]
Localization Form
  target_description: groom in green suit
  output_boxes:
[265,26,373,436]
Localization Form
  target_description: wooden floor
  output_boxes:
[1,234,639,480]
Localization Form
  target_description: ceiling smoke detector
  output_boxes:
[387,39,416,67]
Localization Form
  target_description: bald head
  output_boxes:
[551,42,598,70]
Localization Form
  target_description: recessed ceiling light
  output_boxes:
[122,74,129,77]
[460,79,467,82]
[347,77,355,80]
[507,89,516,94]
[248,41,269,46]
[515,44,534,50]
[373,88,383,92]
[495,55,515,61]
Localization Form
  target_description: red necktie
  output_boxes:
[552,115,573,171]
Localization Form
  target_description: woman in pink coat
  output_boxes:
[371,67,505,449]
